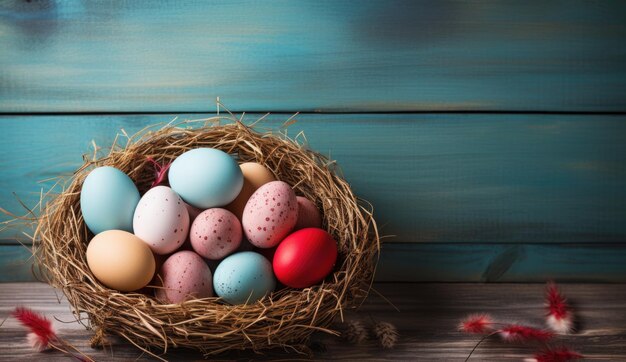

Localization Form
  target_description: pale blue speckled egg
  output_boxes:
[168,148,243,209]
[80,166,140,234]
[213,251,276,305]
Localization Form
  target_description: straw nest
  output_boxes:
[31,115,380,358]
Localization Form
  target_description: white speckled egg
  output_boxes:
[155,251,213,304]
[133,186,190,255]
[294,196,322,231]
[242,181,298,248]
[190,208,242,260]
[213,251,275,305]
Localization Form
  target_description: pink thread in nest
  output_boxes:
[146,157,171,188]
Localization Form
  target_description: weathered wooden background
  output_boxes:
[1,0,625,282]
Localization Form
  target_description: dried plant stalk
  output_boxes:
[29,116,380,358]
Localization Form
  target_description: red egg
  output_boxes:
[273,228,338,288]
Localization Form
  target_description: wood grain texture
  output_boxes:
[1,282,625,360]
[1,0,625,113]
[1,113,625,245]
[4,243,626,283]
[376,243,626,282]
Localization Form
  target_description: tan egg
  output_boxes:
[225,162,276,220]
[86,230,156,292]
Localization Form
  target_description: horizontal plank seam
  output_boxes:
[2,110,626,116]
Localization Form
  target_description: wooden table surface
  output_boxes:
[1,282,624,361]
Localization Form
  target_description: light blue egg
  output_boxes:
[168,148,243,209]
[80,166,140,234]
[213,251,276,305]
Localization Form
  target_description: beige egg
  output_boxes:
[225,162,276,220]
[86,230,156,292]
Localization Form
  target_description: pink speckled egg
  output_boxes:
[190,208,242,260]
[133,186,190,255]
[155,251,213,304]
[242,181,298,248]
[294,196,322,231]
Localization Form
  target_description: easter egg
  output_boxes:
[213,252,275,305]
[242,181,298,248]
[168,148,243,208]
[226,162,276,220]
[273,228,337,288]
[293,196,322,231]
[86,230,155,292]
[155,251,213,304]
[133,186,189,255]
[190,208,242,260]
[80,166,140,234]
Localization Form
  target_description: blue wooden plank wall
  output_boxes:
[1,0,626,112]
[0,1,625,282]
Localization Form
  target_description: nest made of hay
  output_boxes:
[32,116,379,358]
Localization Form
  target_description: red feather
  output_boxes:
[459,314,494,334]
[12,307,57,351]
[146,157,171,188]
[498,325,554,343]
[525,346,583,362]
[546,282,574,333]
